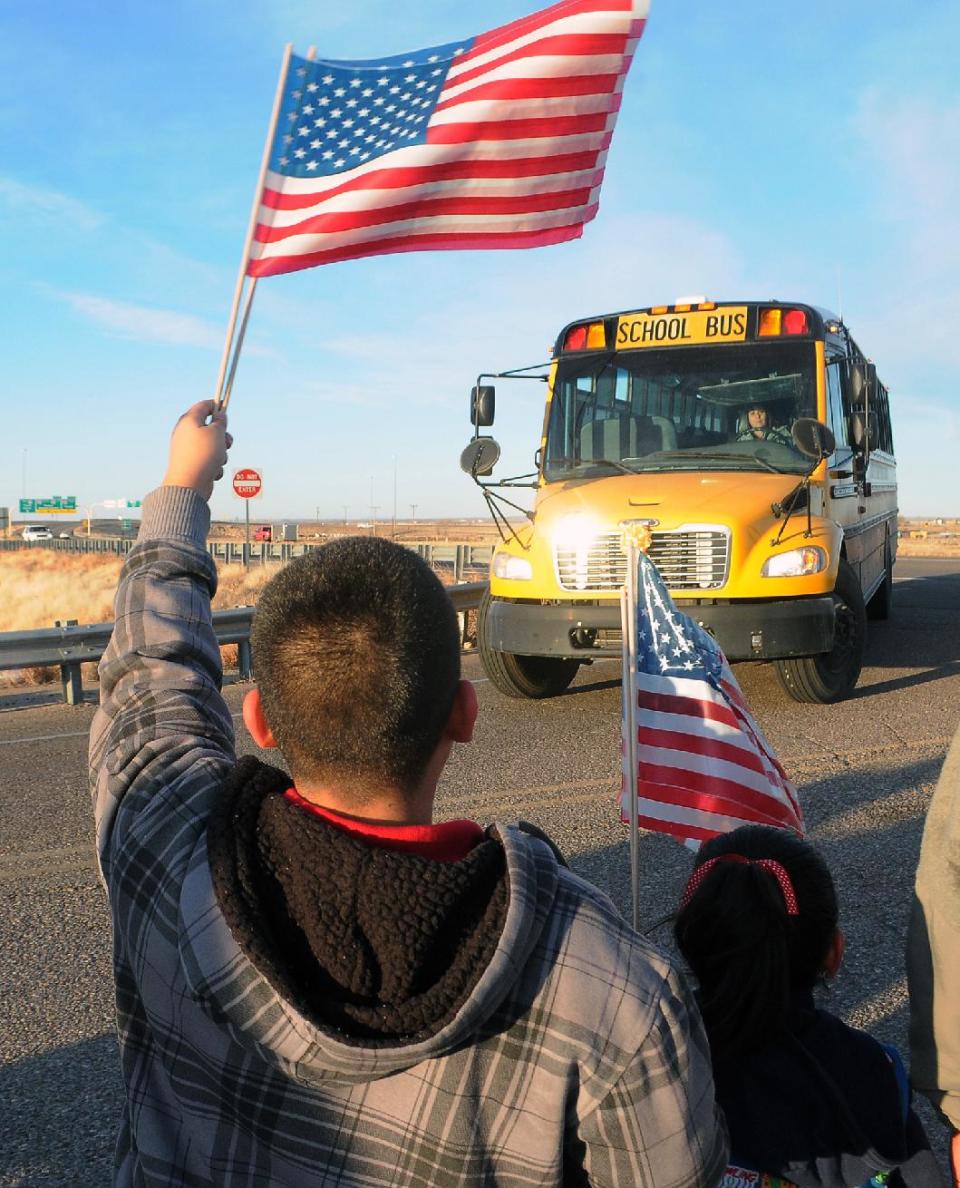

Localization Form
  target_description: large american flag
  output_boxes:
[247,0,648,277]
[620,553,804,844]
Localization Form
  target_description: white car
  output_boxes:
[22,525,53,542]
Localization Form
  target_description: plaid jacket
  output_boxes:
[90,486,727,1187]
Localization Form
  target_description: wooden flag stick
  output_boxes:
[219,279,258,412]
[214,42,294,410]
[621,537,641,931]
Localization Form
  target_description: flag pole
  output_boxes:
[621,535,641,930]
[219,279,258,411]
[214,42,294,410]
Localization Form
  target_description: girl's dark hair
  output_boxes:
[673,825,838,1064]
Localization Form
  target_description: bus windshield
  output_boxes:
[544,341,818,480]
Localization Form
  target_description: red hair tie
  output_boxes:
[680,854,799,916]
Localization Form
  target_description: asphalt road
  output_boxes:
[1,557,958,1183]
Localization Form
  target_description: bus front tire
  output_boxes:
[477,594,580,698]
[774,559,866,703]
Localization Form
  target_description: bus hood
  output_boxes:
[534,469,808,533]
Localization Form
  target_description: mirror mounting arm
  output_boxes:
[472,482,535,549]
[770,454,825,545]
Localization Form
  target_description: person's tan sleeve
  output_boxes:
[908,725,960,1130]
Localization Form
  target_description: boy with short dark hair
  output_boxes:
[90,400,727,1187]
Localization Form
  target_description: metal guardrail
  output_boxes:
[0,537,494,578]
[0,583,487,705]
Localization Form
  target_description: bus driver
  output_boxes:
[737,404,793,445]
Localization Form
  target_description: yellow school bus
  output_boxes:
[462,299,897,703]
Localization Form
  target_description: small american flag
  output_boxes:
[248,0,648,277]
[620,552,804,844]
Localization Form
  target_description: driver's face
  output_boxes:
[747,407,768,429]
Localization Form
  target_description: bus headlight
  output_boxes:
[761,547,827,578]
[492,553,533,581]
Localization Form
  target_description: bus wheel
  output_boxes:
[867,540,894,621]
[477,592,580,698]
[774,560,866,703]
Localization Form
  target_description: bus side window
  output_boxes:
[874,382,894,453]
[826,360,846,450]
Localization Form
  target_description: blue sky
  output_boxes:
[2,0,957,522]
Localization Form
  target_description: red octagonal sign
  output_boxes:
[232,468,263,499]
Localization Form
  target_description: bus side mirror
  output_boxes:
[849,364,864,404]
[460,436,501,477]
[471,385,496,428]
[848,410,877,453]
[864,361,876,403]
[791,418,835,461]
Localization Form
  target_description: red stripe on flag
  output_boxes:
[426,111,611,145]
[637,725,769,777]
[464,0,635,63]
[246,218,591,277]
[260,151,606,210]
[638,690,740,732]
[637,763,800,830]
[254,187,594,243]
[449,33,631,92]
[433,71,621,113]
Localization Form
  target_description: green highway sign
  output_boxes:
[19,496,77,513]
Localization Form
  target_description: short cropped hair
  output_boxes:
[250,537,461,799]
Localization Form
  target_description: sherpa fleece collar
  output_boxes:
[206,755,509,1047]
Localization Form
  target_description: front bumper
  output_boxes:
[486,595,836,662]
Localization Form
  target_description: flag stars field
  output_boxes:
[249,0,647,276]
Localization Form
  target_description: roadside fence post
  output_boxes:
[55,619,84,706]
[238,639,253,680]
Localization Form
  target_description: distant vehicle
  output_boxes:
[253,526,272,542]
[58,531,72,539]
[22,525,53,542]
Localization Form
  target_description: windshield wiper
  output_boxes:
[668,450,788,475]
[553,458,639,476]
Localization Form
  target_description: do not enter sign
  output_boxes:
[233,468,263,499]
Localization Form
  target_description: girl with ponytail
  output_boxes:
[675,825,941,1187]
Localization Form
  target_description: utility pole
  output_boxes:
[342,504,348,526]
[370,506,379,536]
[410,503,417,524]
[392,455,397,540]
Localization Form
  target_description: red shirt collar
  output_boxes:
[284,787,484,863]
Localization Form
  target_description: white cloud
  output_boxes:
[851,90,960,371]
[0,176,104,232]
[59,292,224,349]
[49,290,279,363]
[854,89,960,276]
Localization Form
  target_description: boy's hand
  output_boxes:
[162,401,233,502]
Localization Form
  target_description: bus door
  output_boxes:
[824,347,887,602]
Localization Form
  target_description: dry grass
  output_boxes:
[0,552,275,688]
[0,548,472,689]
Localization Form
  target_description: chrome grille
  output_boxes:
[555,528,730,592]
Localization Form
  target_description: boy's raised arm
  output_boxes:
[89,401,236,879]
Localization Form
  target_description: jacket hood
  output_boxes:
[177,757,560,1085]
